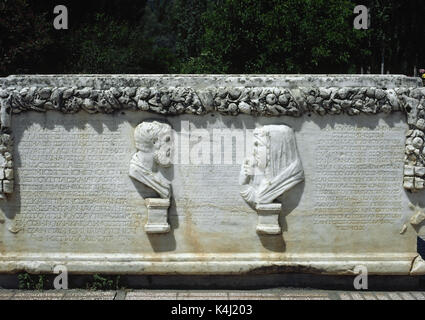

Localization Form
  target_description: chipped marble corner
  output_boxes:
[239,124,304,235]
[410,255,425,275]
[408,203,425,227]
[129,120,173,234]
[7,224,22,234]
[0,85,425,197]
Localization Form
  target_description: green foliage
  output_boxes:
[1,0,424,76]
[86,274,122,291]
[183,0,367,74]
[17,273,124,291]
[0,0,175,75]
[50,0,174,74]
[0,0,53,75]
[62,13,174,73]
[169,0,208,68]
[18,273,51,290]
[362,0,425,74]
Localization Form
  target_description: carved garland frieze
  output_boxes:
[0,85,424,196]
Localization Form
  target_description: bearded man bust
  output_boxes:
[129,121,173,199]
[129,121,173,233]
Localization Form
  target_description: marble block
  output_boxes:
[0,75,423,276]
[145,198,171,234]
[255,204,282,235]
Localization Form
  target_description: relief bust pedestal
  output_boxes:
[240,125,304,235]
[129,121,173,234]
[144,198,171,233]
[255,203,283,235]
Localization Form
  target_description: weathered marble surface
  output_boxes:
[0,75,424,275]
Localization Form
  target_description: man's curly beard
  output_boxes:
[154,146,172,167]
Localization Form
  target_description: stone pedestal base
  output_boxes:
[145,198,170,234]
[255,203,282,235]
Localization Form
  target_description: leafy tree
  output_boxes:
[1,0,424,76]
[40,0,175,73]
[142,0,175,51]
[0,0,53,75]
[182,0,367,74]
[1,0,175,75]
[363,0,425,75]
[62,13,174,73]
[169,0,209,70]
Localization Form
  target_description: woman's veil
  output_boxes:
[256,125,304,204]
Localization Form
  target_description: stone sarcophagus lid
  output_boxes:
[0,74,424,275]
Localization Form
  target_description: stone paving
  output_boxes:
[0,289,424,300]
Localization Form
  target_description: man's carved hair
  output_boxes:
[134,121,171,152]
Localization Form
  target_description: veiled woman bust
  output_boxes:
[239,125,304,208]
